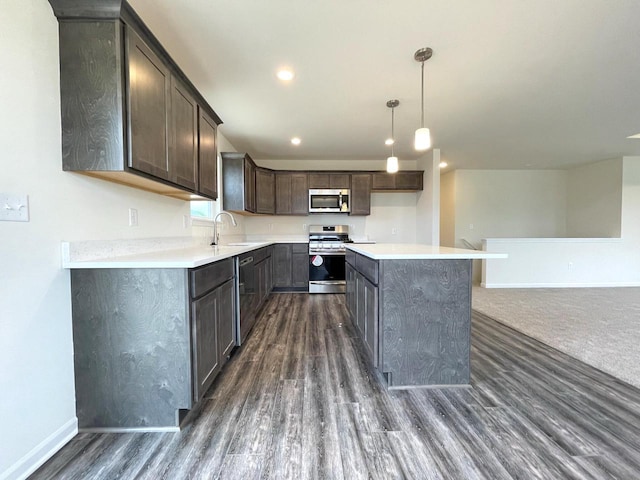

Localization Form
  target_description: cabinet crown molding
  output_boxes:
[48,0,125,19]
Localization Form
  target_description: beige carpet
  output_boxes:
[472,286,640,389]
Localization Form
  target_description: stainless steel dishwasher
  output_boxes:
[236,253,255,345]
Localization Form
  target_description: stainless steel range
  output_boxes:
[308,225,351,294]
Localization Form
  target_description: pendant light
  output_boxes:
[386,99,399,173]
[414,47,433,151]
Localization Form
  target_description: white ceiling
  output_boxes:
[129,0,640,170]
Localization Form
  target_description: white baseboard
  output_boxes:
[0,417,77,480]
[481,281,640,288]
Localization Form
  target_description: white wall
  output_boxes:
[446,169,567,283]
[452,169,568,248]
[566,158,623,237]
[482,157,640,288]
[416,149,440,245]
[621,157,640,238]
[482,237,636,287]
[0,2,195,478]
[439,170,456,247]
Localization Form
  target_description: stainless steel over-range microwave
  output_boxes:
[308,189,350,213]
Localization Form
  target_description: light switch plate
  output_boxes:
[0,193,29,222]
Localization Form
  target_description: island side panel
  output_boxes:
[71,268,192,429]
[380,259,472,387]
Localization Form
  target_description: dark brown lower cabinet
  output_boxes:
[254,246,273,310]
[351,259,378,365]
[345,250,472,388]
[69,258,236,430]
[273,243,309,291]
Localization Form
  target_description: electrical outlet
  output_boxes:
[568,262,574,270]
[392,227,397,235]
[469,223,474,230]
[128,208,138,227]
[269,223,274,231]
[183,215,191,228]
[302,223,307,231]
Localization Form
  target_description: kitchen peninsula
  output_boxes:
[345,244,506,388]
[62,239,298,431]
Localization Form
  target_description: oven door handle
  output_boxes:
[309,251,346,256]
[309,280,346,285]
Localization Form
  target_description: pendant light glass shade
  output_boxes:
[385,99,400,174]
[414,47,433,152]
[386,156,399,173]
[414,127,431,151]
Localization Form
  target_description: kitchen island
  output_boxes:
[345,244,506,388]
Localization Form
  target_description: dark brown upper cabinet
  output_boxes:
[127,28,171,181]
[198,111,218,199]
[169,76,198,190]
[308,173,351,189]
[350,174,372,216]
[275,172,309,215]
[372,171,424,191]
[223,153,422,216]
[255,168,275,215]
[221,152,256,214]
[48,0,222,201]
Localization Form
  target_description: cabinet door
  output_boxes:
[308,173,330,189]
[345,262,356,319]
[255,259,265,308]
[198,110,218,199]
[192,289,219,400]
[127,29,171,180]
[291,173,309,215]
[363,276,379,366]
[309,173,350,189]
[273,244,292,287]
[395,172,423,190]
[256,168,275,214]
[275,173,292,214]
[350,173,371,216]
[292,253,309,288]
[244,157,256,213]
[217,278,235,362]
[266,255,273,294]
[276,173,308,215]
[170,76,198,190]
[372,173,395,190]
[330,174,350,189]
[356,272,365,336]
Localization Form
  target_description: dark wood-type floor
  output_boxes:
[32,294,640,479]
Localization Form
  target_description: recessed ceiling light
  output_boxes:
[291,137,301,145]
[277,69,295,81]
[627,133,640,139]
[439,161,448,168]
[385,138,394,146]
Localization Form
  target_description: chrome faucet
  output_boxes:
[211,211,238,246]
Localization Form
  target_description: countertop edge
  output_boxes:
[345,243,508,260]
[62,241,287,269]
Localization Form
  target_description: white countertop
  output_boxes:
[346,243,508,260]
[63,242,275,269]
